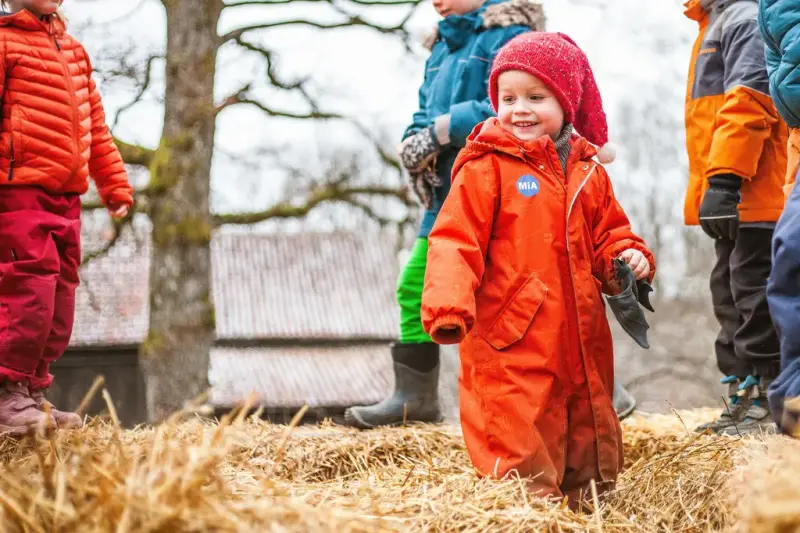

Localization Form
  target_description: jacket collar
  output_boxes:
[451,118,596,178]
[0,9,64,36]
[437,0,505,50]
[684,0,748,21]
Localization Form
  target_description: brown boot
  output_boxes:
[29,389,83,429]
[0,382,56,435]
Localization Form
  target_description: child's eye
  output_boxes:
[530,95,545,101]
[502,96,515,104]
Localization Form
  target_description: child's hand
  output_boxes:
[619,249,650,280]
[109,204,130,220]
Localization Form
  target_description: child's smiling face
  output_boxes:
[432,0,483,17]
[6,0,61,17]
[496,70,565,142]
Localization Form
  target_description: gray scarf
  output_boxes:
[553,124,574,173]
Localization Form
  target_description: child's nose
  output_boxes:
[514,102,533,114]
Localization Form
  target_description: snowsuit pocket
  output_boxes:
[483,271,547,350]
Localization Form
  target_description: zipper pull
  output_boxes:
[54,37,60,51]
[7,147,14,181]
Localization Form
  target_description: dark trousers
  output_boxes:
[710,227,780,379]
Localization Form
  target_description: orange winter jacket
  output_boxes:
[0,10,132,207]
[421,119,655,496]
[683,0,787,225]
[785,128,800,198]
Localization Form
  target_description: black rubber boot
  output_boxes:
[613,381,637,421]
[343,342,443,429]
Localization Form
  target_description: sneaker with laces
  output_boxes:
[695,376,749,433]
[718,375,777,436]
[0,382,56,435]
[29,389,83,429]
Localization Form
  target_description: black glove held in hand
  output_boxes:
[398,126,440,172]
[606,258,654,349]
[698,173,742,241]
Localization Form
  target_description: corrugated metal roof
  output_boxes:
[211,232,401,341]
[71,221,150,348]
[208,345,394,409]
[70,221,407,347]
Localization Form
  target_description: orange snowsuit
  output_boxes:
[421,119,655,498]
[683,0,788,225]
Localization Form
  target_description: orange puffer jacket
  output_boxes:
[0,10,132,207]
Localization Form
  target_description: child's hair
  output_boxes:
[0,1,67,25]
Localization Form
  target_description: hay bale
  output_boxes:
[0,405,782,532]
[727,436,800,533]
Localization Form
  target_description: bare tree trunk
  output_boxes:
[140,1,221,421]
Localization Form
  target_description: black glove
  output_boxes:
[613,258,655,312]
[698,173,742,241]
[398,126,441,172]
[606,258,654,349]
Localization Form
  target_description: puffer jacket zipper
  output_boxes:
[6,136,13,181]
[49,20,79,180]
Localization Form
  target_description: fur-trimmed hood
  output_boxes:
[424,0,545,50]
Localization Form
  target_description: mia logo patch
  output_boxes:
[516,174,540,198]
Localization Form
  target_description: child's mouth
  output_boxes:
[514,122,539,128]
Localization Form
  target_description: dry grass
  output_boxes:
[727,434,800,533]
[0,390,787,532]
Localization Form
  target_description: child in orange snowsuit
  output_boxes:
[421,32,655,500]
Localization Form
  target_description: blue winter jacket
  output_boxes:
[760,0,800,436]
[759,0,800,128]
[406,0,542,237]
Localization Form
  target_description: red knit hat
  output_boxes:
[488,32,616,163]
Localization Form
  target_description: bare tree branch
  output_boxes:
[216,92,342,119]
[213,184,410,226]
[114,138,156,167]
[232,39,310,93]
[111,53,165,131]
[220,38,345,120]
[221,13,410,43]
[346,195,412,227]
[81,215,134,266]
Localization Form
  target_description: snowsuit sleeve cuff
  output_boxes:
[429,314,467,345]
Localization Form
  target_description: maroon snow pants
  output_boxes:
[0,186,81,390]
